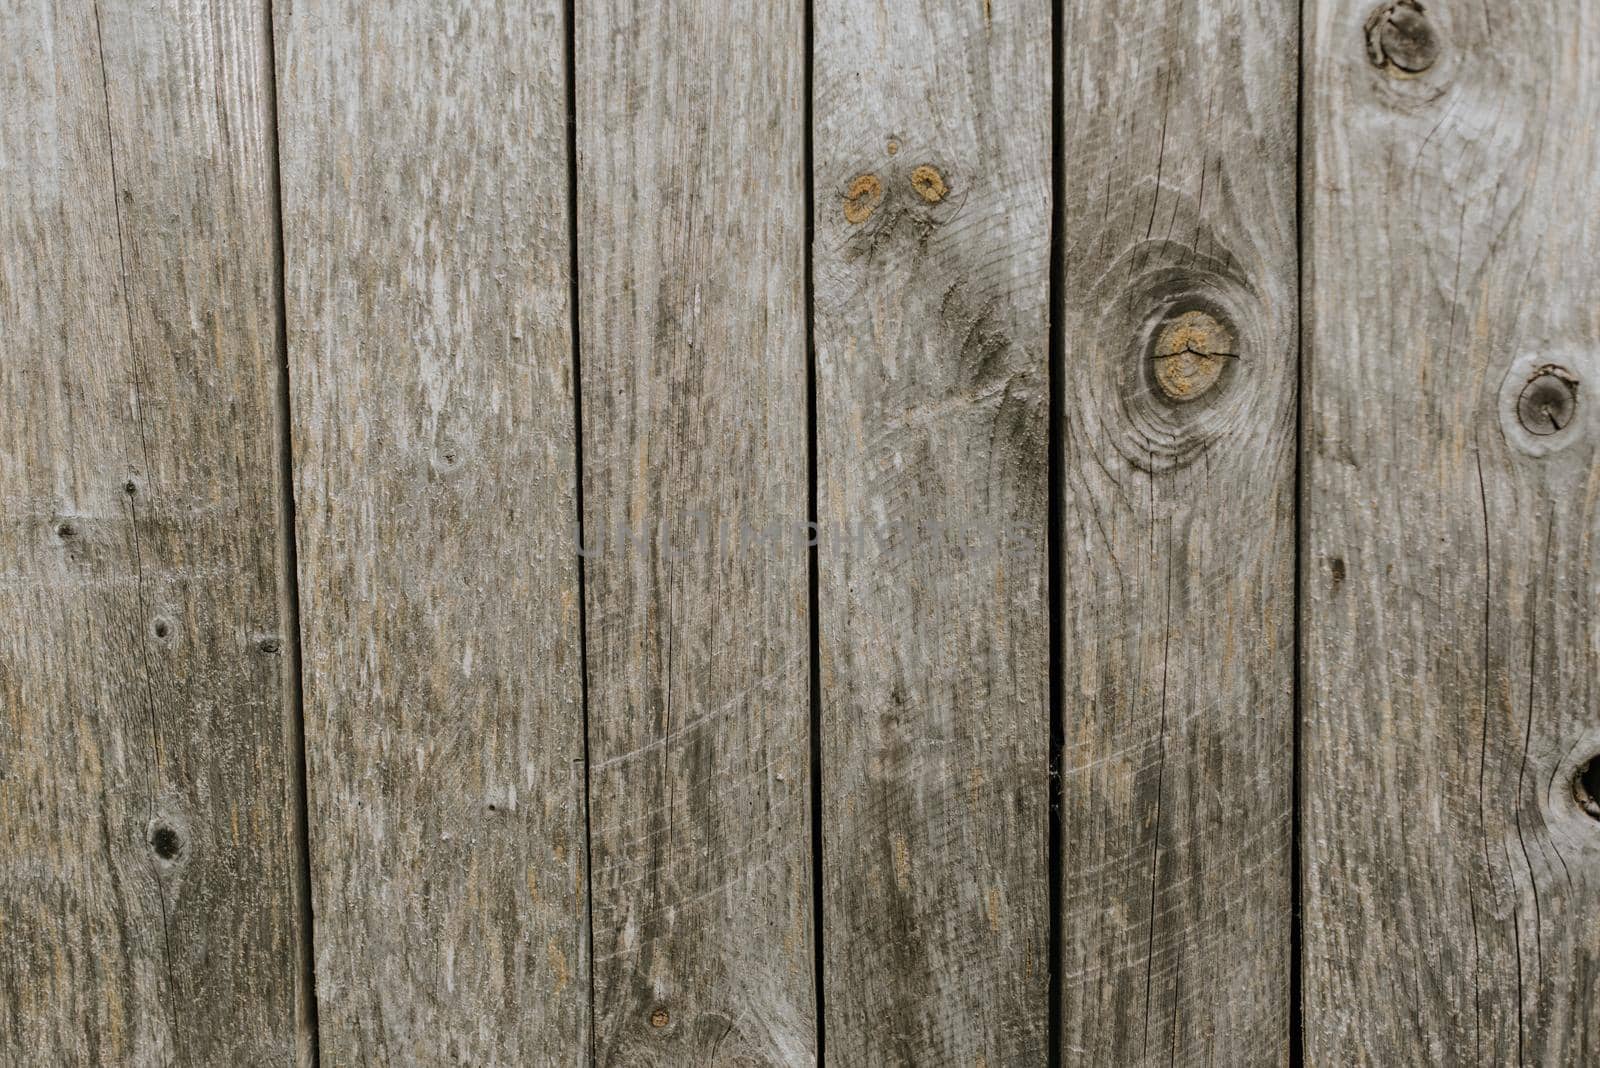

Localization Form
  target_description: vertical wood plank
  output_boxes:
[1055,0,1299,1061]
[1304,1,1600,1060]
[0,0,308,1062]
[812,1,1051,1062]
[575,0,814,1061]
[276,1,586,1061]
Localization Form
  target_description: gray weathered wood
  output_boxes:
[575,0,815,1061]
[1303,1,1600,1061]
[1055,0,1299,1061]
[276,1,587,1061]
[0,0,309,1061]
[812,1,1051,1062]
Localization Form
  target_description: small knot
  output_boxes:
[149,823,182,861]
[649,1008,670,1029]
[843,174,882,224]
[910,164,947,204]
[1516,366,1579,436]
[433,446,467,475]
[1365,0,1440,74]
[257,636,282,654]
[1150,310,1236,402]
[1575,755,1600,821]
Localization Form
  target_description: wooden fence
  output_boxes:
[3,0,1597,1063]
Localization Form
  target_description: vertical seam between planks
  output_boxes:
[563,0,598,1063]
[262,0,322,1062]
[1290,0,1306,1062]
[803,0,826,1060]
[1046,0,1065,1060]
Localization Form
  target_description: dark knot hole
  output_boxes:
[150,825,182,860]
[1575,756,1600,821]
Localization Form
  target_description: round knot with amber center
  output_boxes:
[1151,310,1236,402]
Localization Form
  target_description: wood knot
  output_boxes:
[1150,310,1236,402]
[1516,365,1579,436]
[1574,754,1600,821]
[843,174,882,224]
[1499,351,1589,456]
[910,164,947,203]
[649,1008,670,1028]
[434,446,466,473]
[1365,0,1439,75]
[148,821,183,862]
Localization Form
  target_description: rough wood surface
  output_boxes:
[0,0,308,1062]
[812,1,1051,1062]
[276,1,587,1061]
[1303,1,1600,1061]
[1054,0,1299,1061]
[574,0,815,1062]
[14,1,1600,1060]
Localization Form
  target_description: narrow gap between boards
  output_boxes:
[1289,0,1307,1063]
[1046,0,1067,1062]
[262,0,322,1062]
[562,1,599,1064]
[803,0,828,1061]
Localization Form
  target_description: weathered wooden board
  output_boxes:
[812,0,1051,1061]
[1055,0,1299,1061]
[1303,1,1600,1061]
[276,0,587,1061]
[574,0,814,1061]
[0,0,309,1062]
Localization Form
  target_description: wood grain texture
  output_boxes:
[812,1,1050,1062]
[1055,0,1298,1061]
[276,1,587,1061]
[575,0,814,1062]
[1303,1,1600,1061]
[0,0,309,1062]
